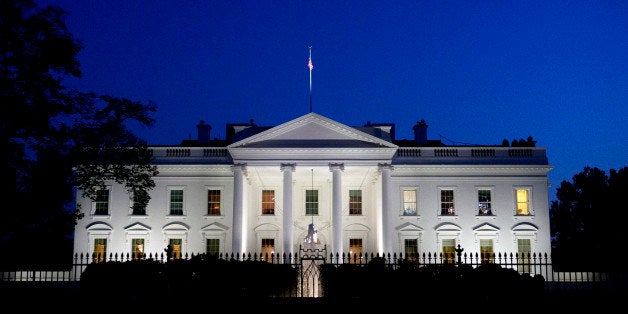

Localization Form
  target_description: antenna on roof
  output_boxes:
[307,46,313,113]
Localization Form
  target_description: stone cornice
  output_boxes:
[156,165,233,177]
[392,165,553,176]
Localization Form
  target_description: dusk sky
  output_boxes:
[39,0,626,200]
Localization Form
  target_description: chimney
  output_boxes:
[197,120,212,144]
[412,119,428,144]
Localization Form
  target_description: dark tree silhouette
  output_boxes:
[550,166,627,271]
[0,0,158,267]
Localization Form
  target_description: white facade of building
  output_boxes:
[73,112,553,260]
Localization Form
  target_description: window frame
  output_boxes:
[348,238,363,264]
[93,238,107,263]
[436,224,461,264]
[131,238,145,260]
[348,189,363,215]
[477,188,493,216]
[401,188,418,216]
[514,187,533,216]
[168,238,183,260]
[261,189,275,215]
[168,186,185,216]
[305,189,319,216]
[87,223,112,262]
[442,238,456,264]
[206,238,220,257]
[93,187,111,216]
[517,238,532,273]
[201,223,228,256]
[344,226,368,264]
[163,222,188,259]
[397,224,422,258]
[479,238,494,263]
[439,188,455,216]
[404,238,419,260]
[512,223,538,267]
[255,227,279,260]
[207,188,222,216]
[261,238,275,262]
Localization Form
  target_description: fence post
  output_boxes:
[455,244,464,266]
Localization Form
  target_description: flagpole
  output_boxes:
[308,46,313,113]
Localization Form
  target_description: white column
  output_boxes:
[281,163,295,258]
[379,163,394,254]
[329,163,344,255]
[231,163,246,254]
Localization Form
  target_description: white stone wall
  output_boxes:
[73,163,552,259]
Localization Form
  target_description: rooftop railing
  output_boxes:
[149,147,231,164]
[394,147,548,165]
[147,146,548,165]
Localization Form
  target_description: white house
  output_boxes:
[73,112,553,262]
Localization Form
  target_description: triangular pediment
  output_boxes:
[396,222,423,232]
[228,113,397,149]
[227,113,397,164]
[473,222,500,232]
[124,222,151,231]
[200,222,229,232]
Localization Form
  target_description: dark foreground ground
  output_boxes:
[1,282,624,312]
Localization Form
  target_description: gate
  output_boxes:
[298,244,327,297]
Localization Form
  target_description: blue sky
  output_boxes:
[39,0,627,199]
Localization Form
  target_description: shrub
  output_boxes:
[80,255,299,301]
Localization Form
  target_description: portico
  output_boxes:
[227,113,398,256]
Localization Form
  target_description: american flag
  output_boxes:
[307,57,313,70]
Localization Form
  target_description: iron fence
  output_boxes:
[1,245,625,295]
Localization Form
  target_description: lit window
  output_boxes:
[206,239,220,257]
[262,190,275,215]
[349,238,363,264]
[349,190,362,215]
[442,239,456,264]
[94,189,109,215]
[516,189,530,215]
[404,239,418,260]
[440,190,455,215]
[261,238,275,262]
[478,189,492,215]
[403,189,417,216]
[207,189,221,215]
[480,239,494,263]
[132,238,145,260]
[169,189,183,215]
[305,190,318,215]
[169,238,182,259]
[93,238,107,263]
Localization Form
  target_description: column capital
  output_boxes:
[329,163,345,171]
[280,163,296,172]
[378,163,394,171]
[231,163,247,174]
